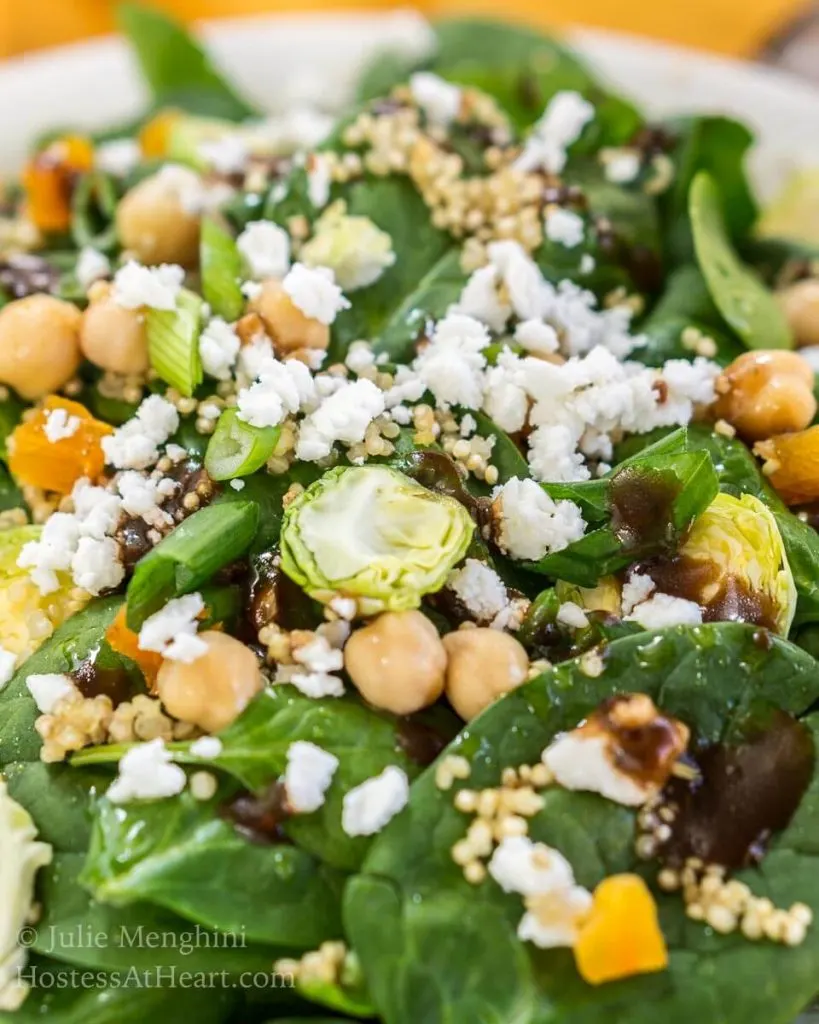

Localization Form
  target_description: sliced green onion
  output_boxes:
[126,499,259,629]
[204,407,281,481]
[146,288,204,397]
[201,217,245,322]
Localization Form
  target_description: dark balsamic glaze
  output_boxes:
[609,467,681,552]
[396,717,449,767]
[221,782,292,845]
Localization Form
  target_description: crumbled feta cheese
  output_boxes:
[26,673,75,713]
[43,407,80,443]
[0,647,15,690]
[341,766,409,836]
[300,203,396,292]
[487,241,548,321]
[138,593,206,663]
[75,246,110,291]
[293,635,344,674]
[514,91,595,174]
[241,281,263,301]
[413,314,488,410]
[198,134,248,175]
[459,413,477,437]
[493,477,585,561]
[237,357,315,429]
[482,350,529,434]
[625,592,703,629]
[621,573,655,615]
[528,423,590,483]
[95,138,140,177]
[345,342,376,375]
[447,559,508,622]
[515,319,559,355]
[189,736,223,759]
[230,479,245,491]
[329,596,357,620]
[603,149,641,184]
[543,732,650,806]
[556,601,590,629]
[283,262,350,325]
[284,741,339,814]
[237,221,291,281]
[17,512,79,594]
[306,153,332,209]
[199,318,240,382]
[107,738,187,803]
[488,836,574,896]
[409,72,462,126]
[449,265,511,333]
[579,254,596,275]
[71,537,125,595]
[116,471,170,527]
[276,664,346,698]
[545,207,585,248]
[165,443,187,463]
[112,261,184,311]
[155,164,233,215]
[102,395,180,471]
[296,379,385,461]
[518,886,594,948]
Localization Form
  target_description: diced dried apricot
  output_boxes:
[573,874,668,986]
[106,607,162,690]
[8,396,113,495]
[22,135,94,233]
[755,426,819,505]
[139,109,183,159]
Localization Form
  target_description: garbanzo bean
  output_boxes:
[249,279,330,354]
[116,168,201,266]
[80,283,149,375]
[0,295,82,399]
[713,349,816,442]
[778,279,819,349]
[156,631,263,733]
[443,628,529,722]
[344,610,446,715]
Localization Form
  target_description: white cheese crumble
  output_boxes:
[107,738,187,803]
[198,134,248,175]
[603,149,641,184]
[514,91,595,174]
[621,572,656,615]
[296,378,385,461]
[345,341,376,375]
[199,318,241,380]
[237,221,291,280]
[300,204,396,292]
[556,601,590,629]
[230,479,245,491]
[545,207,585,248]
[283,262,350,325]
[71,536,125,594]
[112,261,184,311]
[518,886,594,949]
[26,673,75,713]
[515,319,559,355]
[625,592,703,629]
[116,471,171,528]
[284,741,339,814]
[341,766,410,837]
[293,635,344,674]
[0,647,15,690]
[449,265,511,333]
[276,667,346,699]
[447,559,508,622]
[102,394,180,471]
[95,138,140,177]
[412,314,489,410]
[409,72,462,126]
[543,732,651,806]
[138,593,207,664]
[75,246,111,291]
[237,357,315,429]
[43,407,80,443]
[493,478,586,561]
[488,836,574,896]
[189,736,223,759]
[306,153,332,209]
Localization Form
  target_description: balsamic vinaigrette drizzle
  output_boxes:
[609,466,681,553]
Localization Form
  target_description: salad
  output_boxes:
[2,4,819,1022]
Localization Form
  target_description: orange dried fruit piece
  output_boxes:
[139,108,184,159]
[573,874,668,986]
[755,425,819,505]
[22,135,94,233]
[106,607,162,690]
[9,396,113,495]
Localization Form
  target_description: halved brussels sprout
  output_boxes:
[280,465,475,614]
[555,577,621,615]
[678,492,796,635]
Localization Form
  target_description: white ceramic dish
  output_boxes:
[0,8,818,197]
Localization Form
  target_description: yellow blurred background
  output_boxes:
[0,0,812,59]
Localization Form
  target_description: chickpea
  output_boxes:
[80,283,149,375]
[0,295,81,400]
[116,169,201,266]
[443,628,529,722]
[249,279,330,354]
[344,610,446,715]
[713,349,816,442]
[157,631,263,733]
[778,279,819,348]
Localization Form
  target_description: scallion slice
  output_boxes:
[204,407,280,481]
[200,217,245,322]
[126,499,259,629]
[146,288,204,397]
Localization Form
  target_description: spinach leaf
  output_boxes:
[117,3,257,120]
[0,461,25,514]
[470,412,529,486]
[0,597,134,767]
[345,624,819,1024]
[355,51,426,104]
[34,853,285,974]
[690,172,792,350]
[0,391,26,461]
[80,792,345,949]
[661,115,757,265]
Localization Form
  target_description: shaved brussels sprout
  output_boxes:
[280,465,475,614]
[680,491,796,635]
[555,577,622,614]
